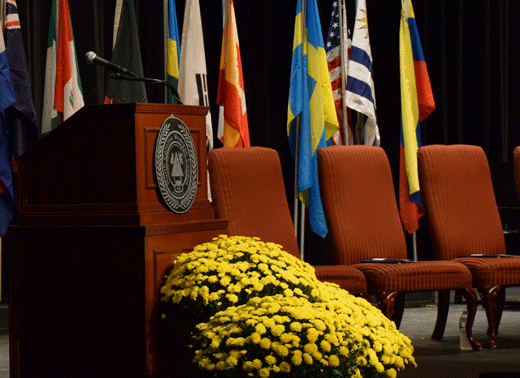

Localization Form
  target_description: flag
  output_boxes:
[216,0,249,148]
[3,0,38,157]
[0,24,15,235]
[105,0,147,104]
[0,0,39,235]
[179,0,213,151]
[325,0,354,146]
[344,0,379,146]
[179,0,213,201]
[399,0,435,234]
[41,0,84,137]
[287,0,339,238]
[167,0,180,104]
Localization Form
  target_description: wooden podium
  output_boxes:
[6,103,228,378]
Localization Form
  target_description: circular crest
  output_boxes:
[155,116,198,214]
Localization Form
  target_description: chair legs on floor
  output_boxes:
[374,291,405,329]
[431,289,450,341]
[461,287,484,350]
[432,289,483,350]
[375,288,483,350]
[478,285,505,349]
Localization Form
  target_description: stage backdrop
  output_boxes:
[14,0,520,263]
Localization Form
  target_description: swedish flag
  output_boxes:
[287,0,338,238]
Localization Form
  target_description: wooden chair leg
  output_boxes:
[495,286,506,336]
[432,289,450,341]
[461,287,483,351]
[478,285,502,349]
[392,292,406,329]
[375,291,401,328]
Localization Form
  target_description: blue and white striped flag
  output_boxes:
[345,0,379,146]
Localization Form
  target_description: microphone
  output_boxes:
[85,51,136,77]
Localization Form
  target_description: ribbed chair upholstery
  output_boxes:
[318,145,482,350]
[418,144,520,348]
[207,146,367,295]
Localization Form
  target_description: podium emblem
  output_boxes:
[155,116,198,214]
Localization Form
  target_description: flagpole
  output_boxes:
[293,0,307,261]
[293,117,300,238]
[356,112,363,144]
[412,231,418,261]
[163,0,169,101]
[339,0,350,145]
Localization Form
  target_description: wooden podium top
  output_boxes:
[17,103,217,228]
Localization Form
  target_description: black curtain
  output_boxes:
[14,0,520,263]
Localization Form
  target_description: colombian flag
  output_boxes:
[287,0,338,238]
[399,0,435,234]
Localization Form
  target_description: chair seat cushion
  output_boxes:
[352,261,472,292]
[314,265,367,294]
[453,257,520,287]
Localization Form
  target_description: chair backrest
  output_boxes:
[207,147,300,259]
[417,144,506,260]
[317,145,407,265]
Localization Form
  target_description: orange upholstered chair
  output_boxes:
[418,144,520,348]
[207,146,367,295]
[318,145,482,350]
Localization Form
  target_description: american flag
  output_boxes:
[325,0,354,146]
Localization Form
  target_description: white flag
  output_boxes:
[179,0,213,151]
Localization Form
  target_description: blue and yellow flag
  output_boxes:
[287,0,339,238]
[399,0,435,234]
[167,0,180,104]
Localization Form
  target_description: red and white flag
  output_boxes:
[216,0,249,147]
[325,0,354,146]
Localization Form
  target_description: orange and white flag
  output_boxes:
[216,0,249,147]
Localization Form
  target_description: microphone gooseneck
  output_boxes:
[85,51,137,77]
[85,51,183,104]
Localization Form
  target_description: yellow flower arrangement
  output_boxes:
[160,235,322,322]
[159,235,416,378]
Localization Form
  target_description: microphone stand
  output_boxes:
[109,72,183,105]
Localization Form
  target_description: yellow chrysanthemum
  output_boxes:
[164,236,415,377]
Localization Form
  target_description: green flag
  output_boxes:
[105,0,147,103]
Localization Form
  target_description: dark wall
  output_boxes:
[14,0,520,262]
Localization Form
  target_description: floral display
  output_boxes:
[160,235,416,378]
[160,235,322,322]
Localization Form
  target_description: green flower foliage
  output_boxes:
[159,235,416,378]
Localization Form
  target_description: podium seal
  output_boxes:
[155,116,198,214]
